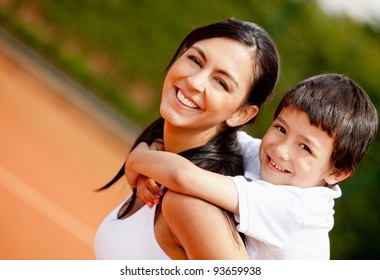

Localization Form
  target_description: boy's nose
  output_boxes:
[275,142,290,161]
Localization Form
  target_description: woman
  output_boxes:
[94,18,280,259]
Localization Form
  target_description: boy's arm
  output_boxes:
[125,142,240,214]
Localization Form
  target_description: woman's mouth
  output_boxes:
[176,90,199,109]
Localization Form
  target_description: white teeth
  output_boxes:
[270,159,287,172]
[177,90,199,109]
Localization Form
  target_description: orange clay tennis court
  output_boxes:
[0,31,137,259]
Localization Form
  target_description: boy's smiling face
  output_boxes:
[259,107,340,187]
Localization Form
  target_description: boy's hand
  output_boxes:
[136,176,163,208]
[126,140,165,207]
[150,139,164,151]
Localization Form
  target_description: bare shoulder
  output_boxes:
[163,189,225,220]
[161,190,248,259]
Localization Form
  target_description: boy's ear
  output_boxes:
[226,105,259,127]
[325,168,352,185]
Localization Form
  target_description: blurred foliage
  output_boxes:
[1,0,379,259]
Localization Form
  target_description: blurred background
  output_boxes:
[0,0,379,259]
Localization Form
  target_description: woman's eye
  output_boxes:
[215,78,229,92]
[188,55,201,67]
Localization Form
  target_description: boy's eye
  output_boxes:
[275,125,286,134]
[300,144,312,154]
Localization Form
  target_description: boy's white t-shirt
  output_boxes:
[234,131,342,259]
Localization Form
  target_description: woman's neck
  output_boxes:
[163,122,217,153]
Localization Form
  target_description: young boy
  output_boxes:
[125,74,378,259]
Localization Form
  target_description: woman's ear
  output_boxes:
[325,168,352,185]
[226,105,259,127]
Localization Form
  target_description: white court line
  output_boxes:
[0,165,94,249]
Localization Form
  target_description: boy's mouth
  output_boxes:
[268,156,290,173]
[176,89,199,109]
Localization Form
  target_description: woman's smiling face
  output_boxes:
[160,37,254,138]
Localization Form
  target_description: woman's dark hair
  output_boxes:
[97,18,280,245]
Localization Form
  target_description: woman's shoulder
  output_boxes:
[162,190,225,220]
[161,190,248,259]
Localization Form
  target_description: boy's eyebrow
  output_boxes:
[190,45,239,88]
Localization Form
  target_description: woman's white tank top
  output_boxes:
[94,194,171,259]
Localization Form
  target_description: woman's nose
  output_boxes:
[186,71,207,93]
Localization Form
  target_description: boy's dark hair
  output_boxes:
[274,73,378,175]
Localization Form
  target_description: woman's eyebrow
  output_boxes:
[191,45,207,61]
[191,45,239,88]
